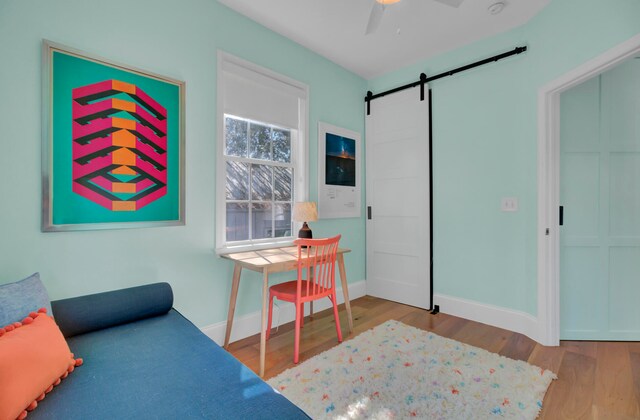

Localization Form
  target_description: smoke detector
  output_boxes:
[488,2,505,15]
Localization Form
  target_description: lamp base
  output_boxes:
[298,222,313,239]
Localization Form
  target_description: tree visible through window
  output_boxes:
[224,115,294,243]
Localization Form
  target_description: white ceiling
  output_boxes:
[217,0,550,79]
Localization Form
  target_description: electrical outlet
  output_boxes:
[501,197,519,212]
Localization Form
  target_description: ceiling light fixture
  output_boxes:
[488,2,505,15]
[376,0,401,4]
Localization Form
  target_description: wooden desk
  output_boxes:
[221,246,352,377]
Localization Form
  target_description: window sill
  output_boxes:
[216,239,296,256]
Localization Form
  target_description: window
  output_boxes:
[224,115,294,242]
[217,53,308,252]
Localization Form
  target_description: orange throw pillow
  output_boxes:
[0,310,82,420]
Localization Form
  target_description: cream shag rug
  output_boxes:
[268,320,556,419]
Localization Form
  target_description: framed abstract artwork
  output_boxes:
[42,40,185,231]
[317,122,361,219]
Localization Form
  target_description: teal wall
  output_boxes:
[0,0,366,327]
[368,0,640,316]
[3,0,639,329]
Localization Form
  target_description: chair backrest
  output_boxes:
[294,235,341,298]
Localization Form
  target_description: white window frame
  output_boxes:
[216,51,309,254]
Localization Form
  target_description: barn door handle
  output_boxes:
[367,206,372,220]
[559,206,564,226]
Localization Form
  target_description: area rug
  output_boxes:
[268,320,556,419]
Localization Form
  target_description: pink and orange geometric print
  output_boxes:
[72,80,168,212]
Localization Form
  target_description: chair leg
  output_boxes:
[266,292,274,340]
[294,302,302,364]
[300,302,304,328]
[331,294,343,343]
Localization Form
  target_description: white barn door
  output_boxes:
[365,87,431,309]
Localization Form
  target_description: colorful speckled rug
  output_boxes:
[268,320,556,419]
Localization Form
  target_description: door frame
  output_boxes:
[537,33,640,346]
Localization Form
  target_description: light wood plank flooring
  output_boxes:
[228,296,640,419]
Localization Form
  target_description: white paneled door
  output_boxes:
[560,59,640,340]
[365,87,431,309]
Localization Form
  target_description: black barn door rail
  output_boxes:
[365,46,527,115]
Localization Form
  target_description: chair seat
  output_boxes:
[270,280,331,302]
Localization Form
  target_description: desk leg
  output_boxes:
[337,254,353,334]
[259,269,269,377]
[224,264,242,349]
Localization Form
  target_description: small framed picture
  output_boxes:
[317,122,361,219]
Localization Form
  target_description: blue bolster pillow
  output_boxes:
[51,282,174,338]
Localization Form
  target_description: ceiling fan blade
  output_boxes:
[433,0,465,8]
[365,2,385,35]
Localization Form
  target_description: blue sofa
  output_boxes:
[29,282,308,419]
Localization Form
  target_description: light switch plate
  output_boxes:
[501,197,519,212]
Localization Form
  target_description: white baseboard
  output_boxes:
[203,284,542,346]
[202,280,366,346]
[434,293,540,343]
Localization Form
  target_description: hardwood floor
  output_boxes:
[228,296,640,419]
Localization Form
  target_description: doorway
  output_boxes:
[559,58,640,340]
[537,34,640,346]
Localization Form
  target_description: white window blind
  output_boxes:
[216,52,309,253]
[221,60,307,130]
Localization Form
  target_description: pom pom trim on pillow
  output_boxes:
[0,308,82,420]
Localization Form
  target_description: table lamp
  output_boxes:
[292,202,318,239]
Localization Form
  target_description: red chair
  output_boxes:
[266,235,343,363]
